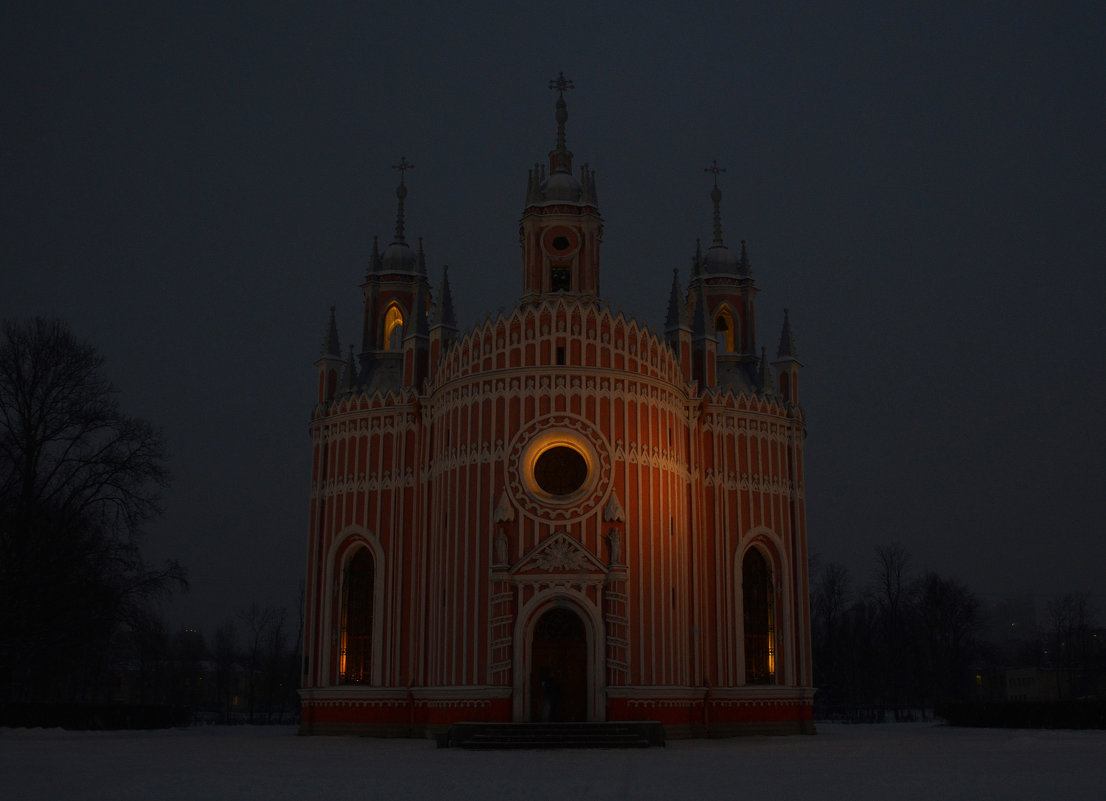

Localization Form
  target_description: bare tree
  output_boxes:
[916,572,979,703]
[871,544,914,709]
[1048,592,1097,698]
[0,318,184,702]
[812,561,852,706]
[212,620,240,723]
[262,611,290,723]
[239,604,283,723]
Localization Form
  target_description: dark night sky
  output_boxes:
[4,2,1104,634]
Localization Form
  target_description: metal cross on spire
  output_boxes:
[548,74,574,171]
[391,156,414,243]
[548,72,575,96]
[704,159,726,187]
[705,159,727,245]
[392,155,415,184]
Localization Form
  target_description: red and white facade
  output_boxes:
[300,83,814,737]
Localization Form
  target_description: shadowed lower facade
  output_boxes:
[299,78,814,737]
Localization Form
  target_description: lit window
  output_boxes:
[743,548,775,684]
[339,549,374,684]
[715,309,736,352]
[384,305,404,350]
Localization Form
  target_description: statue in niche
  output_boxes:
[606,527,621,565]
[494,528,509,565]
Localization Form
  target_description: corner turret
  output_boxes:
[687,162,760,393]
[355,157,432,393]
[315,307,344,404]
[773,308,802,405]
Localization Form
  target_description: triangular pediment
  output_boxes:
[512,531,607,576]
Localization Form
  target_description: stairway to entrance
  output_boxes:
[440,721,665,749]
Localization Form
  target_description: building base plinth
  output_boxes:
[299,686,815,737]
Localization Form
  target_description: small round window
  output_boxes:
[533,445,588,496]
[551,235,570,251]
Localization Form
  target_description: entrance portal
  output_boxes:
[530,607,587,722]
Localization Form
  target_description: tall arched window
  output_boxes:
[339,549,374,684]
[743,548,776,684]
[715,308,736,353]
[383,305,404,351]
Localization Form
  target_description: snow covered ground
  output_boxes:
[3,722,1103,801]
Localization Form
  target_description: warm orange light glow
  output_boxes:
[743,547,776,684]
[715,309,736,352]
[519,430,597,505]
[384,305,404,350]
[339,549,374,684]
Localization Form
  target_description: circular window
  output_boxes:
[533,445,588,496]
[507,416,611,521]
[542,227,579,256]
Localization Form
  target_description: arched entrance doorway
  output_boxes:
[530,607,588,722]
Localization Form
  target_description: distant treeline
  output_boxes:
[1,602,301,728]
[811,544,1105,723]
[937,700,1106,729]
[0,702,190,730]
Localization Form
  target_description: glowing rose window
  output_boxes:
[533,445,588,496]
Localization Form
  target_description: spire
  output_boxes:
[705,159,727,246]
[433,265,458,329]
[412,278,430,339]
[691,288,708,340]
[321,306,340,357]
[739,239,752,276]
[691,239,703,278]
[777,308,798,359]
[391,156,414,244]
[342,345,358,392]
[665,268,688,332]
[417,237,427,276]
[548,72,575,174]
[759,347,773,392]
[580,163,599,205]
[367,235,382,276]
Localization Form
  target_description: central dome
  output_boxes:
[381,241,416,273]
[541,171,583,203]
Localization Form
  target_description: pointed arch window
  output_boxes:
[743,548,776,684]
[383,305,404,351]
[715,308,736,353]
[339,549,374,684]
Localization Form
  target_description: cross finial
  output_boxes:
[704,159,726,187]
[392,155,415,183]
[548,72,575,96]
[705,160,727,245]
[390,156,414,242]
[548,74,575,171]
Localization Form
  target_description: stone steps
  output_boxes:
[441,721,665,750]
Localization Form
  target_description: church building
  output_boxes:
[299,77,814,737]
